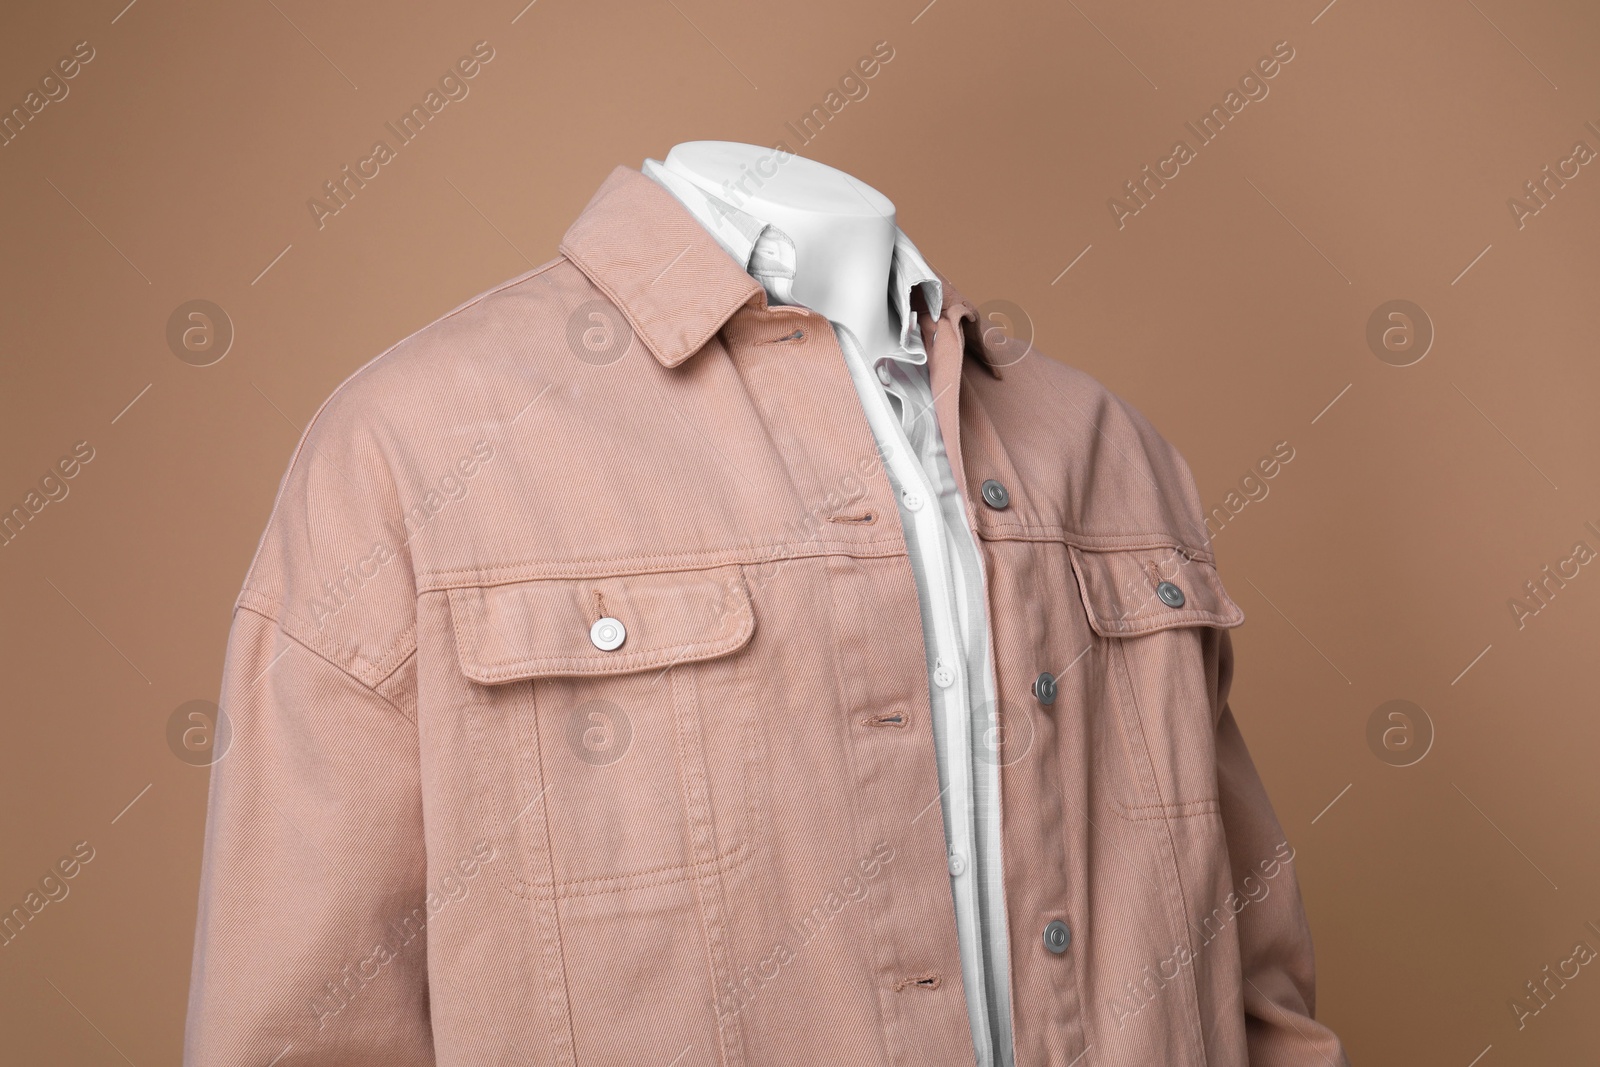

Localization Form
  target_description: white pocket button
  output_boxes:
[590,617,626,651]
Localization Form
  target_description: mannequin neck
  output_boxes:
[661,142,899,355]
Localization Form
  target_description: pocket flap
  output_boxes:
[448,564,754,684]
[1068,544,1244,637]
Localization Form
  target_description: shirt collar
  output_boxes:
[642,158,943,366]
[558,165,988,373]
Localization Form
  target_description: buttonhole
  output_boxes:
[863,709,908,728]
[759,329,805,345]
[827,508,876,525]
[893,971,943,991]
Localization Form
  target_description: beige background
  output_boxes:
[2,0,1598,1062]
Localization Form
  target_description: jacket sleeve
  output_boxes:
[1210,627,1350,1066]
[185,390,433,1065]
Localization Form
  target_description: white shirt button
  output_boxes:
[933,658,955,688]
[902,489,924,512]
[877,363,893,386]
[589,617,626,651]
[948,851,966,876]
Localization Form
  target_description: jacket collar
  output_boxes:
[639,157,943,367]
[560,165,998,376]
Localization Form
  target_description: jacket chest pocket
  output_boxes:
[449,563,761,897]
[1069,544,1244,820]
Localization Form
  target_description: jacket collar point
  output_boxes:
[938,275,1005,380]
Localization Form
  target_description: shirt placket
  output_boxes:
[903,360,1016,1067]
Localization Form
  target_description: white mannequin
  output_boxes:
[660,140,901,358]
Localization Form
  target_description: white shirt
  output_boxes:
[644,158,1015,1067]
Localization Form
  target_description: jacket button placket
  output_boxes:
[787,313,977,1066]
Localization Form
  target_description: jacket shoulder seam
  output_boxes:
[240,256,566,597]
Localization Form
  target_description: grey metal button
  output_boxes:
[1156,581,1185,608]
[589,617,626,651]
[980,478,1010,509]
[1043,919,1071,954]
[1033,671,1057,705]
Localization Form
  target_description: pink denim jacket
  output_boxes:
[184,164,1350,1066]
